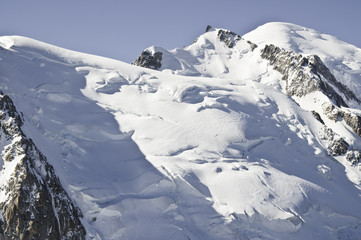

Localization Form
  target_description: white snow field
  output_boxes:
[0,22,361,239]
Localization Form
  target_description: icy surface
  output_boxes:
[0,22,361,239]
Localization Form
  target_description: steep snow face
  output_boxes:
[0,36,233,240]
[0,22,361,240]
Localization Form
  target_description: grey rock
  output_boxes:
[217,29,242,48]
[260,44,359,107]
[132,50,162,70]
[321,126,360,165]
[322,103,361,137]
[0,93,86,240]
[311,110,325,124]
[322,103,339,121]
[247,40,257,51]
[310,55,360,104]
[339,111,361,137]
[330,138,349,156]
[205,25,212,32]
[260,43,361,162]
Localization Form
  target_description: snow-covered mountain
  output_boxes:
[0,22,361,239]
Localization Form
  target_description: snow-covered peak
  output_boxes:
[244,22,359,57]
[245,22,361,96]
[133,27,257,77]
[1,22,361,239]
[134,23,361,103]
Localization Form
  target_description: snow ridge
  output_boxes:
[0,22,361,239]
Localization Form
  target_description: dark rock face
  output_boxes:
[330,138,349,156]
[339,111,361,137]
[217,29,257,51]
[217,29,242,48]
[0,93,86,240]
[322,127,360,165]
[260,44,360,107]
[247,40,257,51]
[261,45,361,164]
[322,103,361,138]
[205,25,212,32]
[311,110,325,124]
[132,50,162,70]
[322,103,339,121]
[310,55,360,104]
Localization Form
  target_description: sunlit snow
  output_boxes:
[0,22,361,239]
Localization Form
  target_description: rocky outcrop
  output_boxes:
[261,45,361,164]
[132,50,162,70]
[311,110,325,124]
[321,127,360,165]
[217,29,242,48]
[310,55,360,104]
[260,44,360,107]
[339,111,361,137]
[205,25,212,32]
[0,93,86,240]
[322,103,361,137]
[247,40,257,51]
[217,29,257,51]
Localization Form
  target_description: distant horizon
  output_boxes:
[1,0,361,63]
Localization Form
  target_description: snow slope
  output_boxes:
[0,22,361,239]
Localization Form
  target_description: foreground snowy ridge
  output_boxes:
[0,93,85,239]
[0,22,360,239]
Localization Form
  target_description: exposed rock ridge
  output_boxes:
[132,50,162,70]
[261,44,361,136]
[311,55,360,104]
[261,45,361,164]
[0,93,86,240]
[205,25,212,32]
[216,29,258,51]
[322,103,361,137]
[260,44,360,107]
[306,108,360,164]
[321,125,361,165]
[217,29,242,48]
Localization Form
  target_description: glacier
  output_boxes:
[0,22,360,239]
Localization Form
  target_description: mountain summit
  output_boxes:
[0,22,361,239]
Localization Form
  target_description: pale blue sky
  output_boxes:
[1,0,360,62]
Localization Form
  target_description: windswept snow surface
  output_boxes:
[0,22,361,239]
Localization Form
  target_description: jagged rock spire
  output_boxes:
[205,25,212,32]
